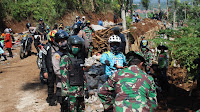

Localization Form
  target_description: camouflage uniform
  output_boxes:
[158,52,169,90]
[98,65,157,112]
[60,53,86,112]
[83,26,93,57]
[144,50,153,70]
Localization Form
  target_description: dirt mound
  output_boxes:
[130,18,160,40]
[4,11,114,33]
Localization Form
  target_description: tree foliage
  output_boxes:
[141,0,150,10]
[0,0,119,23]
[151,18,200,76]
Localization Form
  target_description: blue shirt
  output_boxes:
[100,51,127,78]
[98,20,103,26]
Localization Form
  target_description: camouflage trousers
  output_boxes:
[61,96,85,112]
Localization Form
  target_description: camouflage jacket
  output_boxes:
[158,52,168,68]
[60,53,87,97]
[144,51,153,67]
[98,65,157,112]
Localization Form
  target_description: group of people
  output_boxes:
[34,20,161,111]
[140,36,170,91]
[132,14,141,23]
[0,28,15,61]
[1,15,172,111]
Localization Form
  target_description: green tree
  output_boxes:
[141,0,150,18]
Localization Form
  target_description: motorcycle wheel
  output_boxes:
[20,46,25,59]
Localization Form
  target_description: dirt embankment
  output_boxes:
[4,11,114,33]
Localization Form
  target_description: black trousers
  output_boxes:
[7,48,13,57]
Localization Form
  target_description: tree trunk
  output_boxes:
[167,0,169,20]
[173,10,176,28]
[121,4,126,31]
[90,0,95,12]
[158,0,160,13]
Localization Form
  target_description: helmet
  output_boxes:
[67,35,84,54]
[108,35,121,43]
[59,23,64,29]
[108,35,121,53]
[26,23,31,29]
[82,16,85,19]
[4,28,9,33]
[141,36,145,39]
[55,30,69,42]
[54,30,69,49]
[48,30,57,42]
[72,23,81,35]
[39,18,43,21]
[86,20,90,25]
[9,28,12,32]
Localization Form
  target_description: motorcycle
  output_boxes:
[37,44,47,84]
[20,34,32,59]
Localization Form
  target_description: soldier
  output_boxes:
[82,20,94,57]
[157,45,169,90]
[60,35,88,112]
[140,36,148,53]
[144,45,153,72]
[98,51,157,112]
[51,31,69,111]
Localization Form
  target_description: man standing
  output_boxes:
[4,28,13,58]
[144,46,153,72]
[112,27,126,54]
[157,45,169,90]
[140,36,148,53]
[98,51,157,112]
[37,18,46,41]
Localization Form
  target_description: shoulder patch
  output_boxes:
[55,54,60,60]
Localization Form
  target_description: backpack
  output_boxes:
[61,53,84,86]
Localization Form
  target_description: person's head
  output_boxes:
[141,36,145,40]
[126,51,145,69]
[53,23,58,30]
[9,28,12,32]
[112,27,120,35]
[72,23,81,35]
[4,28,9,33]
[67,35,84,55]
[39,18,43,24]
[108,35,121,54]
[58,23,64,30]
[26,23,31,29]
[47,30,57,43]
[54,30,69,50]
[86,20,91,26]
[82,16,85,21]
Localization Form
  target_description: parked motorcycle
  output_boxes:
[20,34,32,59]
[37,44,47,84]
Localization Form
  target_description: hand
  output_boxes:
[43,72,48,79]
[105,60,110,66]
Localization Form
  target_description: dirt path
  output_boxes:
[0,46,60,112]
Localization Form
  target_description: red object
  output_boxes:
[4,33,12,48]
